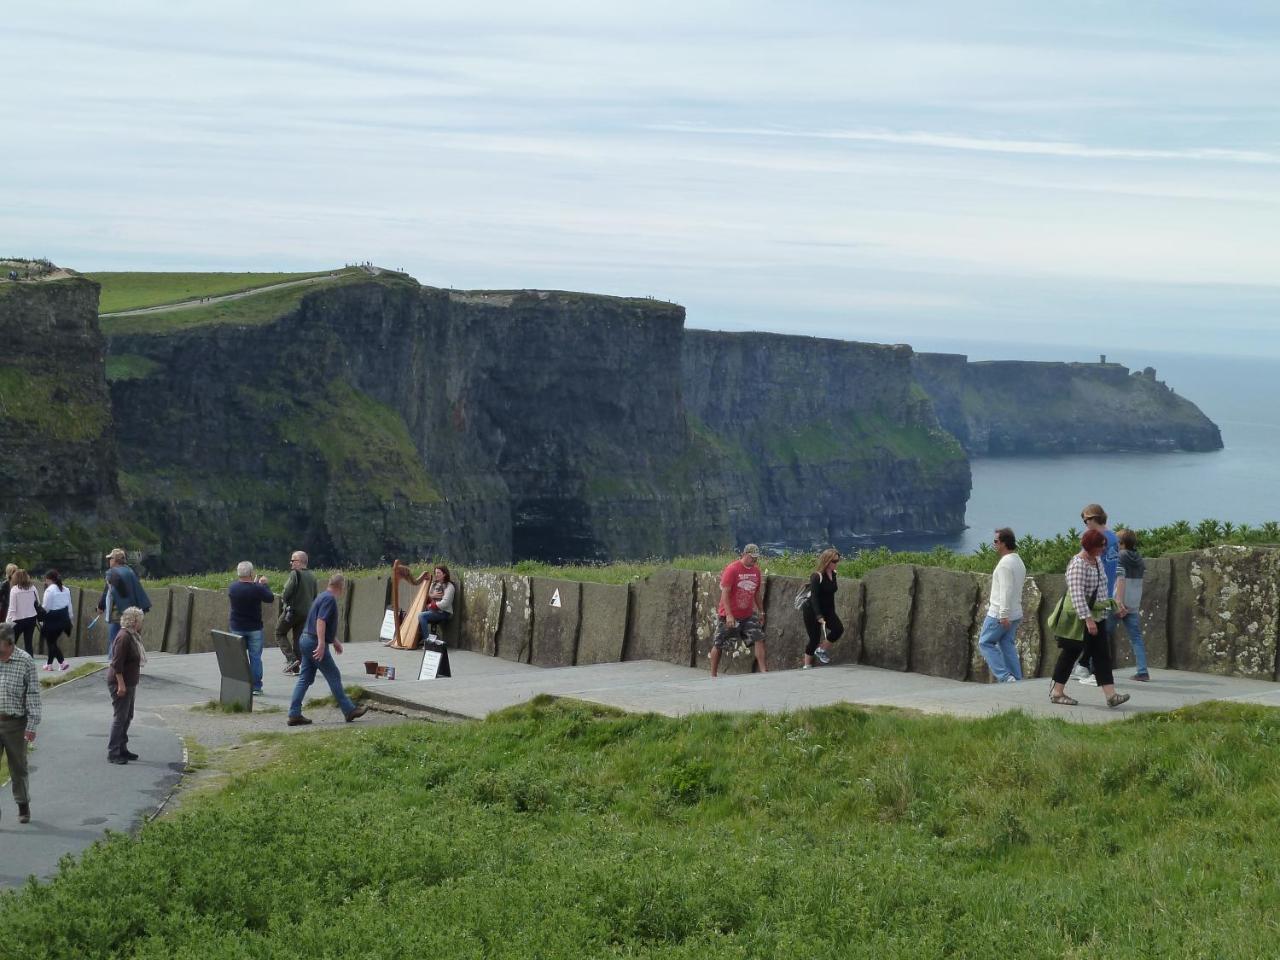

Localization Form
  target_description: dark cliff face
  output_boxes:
[682,331,971,544]
[107,278,733,570]
[914,353,1224,456]
[0,277,135,567]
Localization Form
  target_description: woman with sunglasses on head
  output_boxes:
[801,549,842,668]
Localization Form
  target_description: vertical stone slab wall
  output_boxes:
[860,565,915,671]
[1168,547,1280,678]
[166,586,195,655]
[139,587,171,652]
[908,567,979,681]
[496,575,532,663]
[1033,574,1067,678]
[530,578,581,667]
[576,581,629,665]
[827,576,864,665]
[346,576,390,646]
[187,587,226,654]
[968,573,1043,682]
[623,569,696,667]
[763,575,810,672]
[458,572,503,656]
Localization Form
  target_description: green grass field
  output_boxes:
[4,698,1279,957]
[88,270,340,313]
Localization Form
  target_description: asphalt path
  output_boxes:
[0,671,185,889]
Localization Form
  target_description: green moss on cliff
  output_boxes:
[258,381,442,503]
[0,367,110,441]
[105,354,161,382]
[763,411,963,471]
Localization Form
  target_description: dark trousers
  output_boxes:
[801,606,844,656]
[108,683,137,759]
[13,617,36,656]
[1052,619,1114,686]
[418,609,452,639]
[0,715,29,804]
[275,615,304,664]
[41,624,67,660]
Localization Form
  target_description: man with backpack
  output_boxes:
[96,548,151,656]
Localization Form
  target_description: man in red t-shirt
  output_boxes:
[710,544,768,678]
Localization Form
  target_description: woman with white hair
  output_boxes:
[107,606,145,765]
[228,561,274,696]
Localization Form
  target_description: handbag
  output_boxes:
[793,583,813,610]
[1047,587,1109,642]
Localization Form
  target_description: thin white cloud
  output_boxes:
[651,123,1280,165]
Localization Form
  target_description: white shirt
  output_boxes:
[988,552,1027,621]
[5,585,40,622]
[43,584,72,617]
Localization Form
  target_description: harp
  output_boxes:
[389,559,432,650]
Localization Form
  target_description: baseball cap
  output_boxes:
[743,543,762,558]
[105,547,126,562]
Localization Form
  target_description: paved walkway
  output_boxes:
[6,640,1280,889]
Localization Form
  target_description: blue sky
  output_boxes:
[7,1,1280,358]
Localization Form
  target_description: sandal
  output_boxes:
[1107,693,1130,708]
[1049,691,1078,706]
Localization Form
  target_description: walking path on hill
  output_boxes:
[6,640,1280,889]
[97,266,379,318]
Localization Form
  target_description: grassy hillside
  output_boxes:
[89,270,339,313]
[98,270,375,336]
[4,698,1279,958]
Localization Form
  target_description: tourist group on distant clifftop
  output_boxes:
[0,501,1151,828]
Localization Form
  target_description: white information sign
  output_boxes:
[378,608,397,641]
[418,649,443,681]
[550,589,562,608]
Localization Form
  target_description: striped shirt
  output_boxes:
[1066,554,1108,621]
[0,647,42,734]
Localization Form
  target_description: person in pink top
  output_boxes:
[709,544,768,678]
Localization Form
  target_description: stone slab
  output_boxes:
[764,575,811,672]
[165,586,195,655]
[347,575,390,646]
[969,572,1043,682]
[75,584,111,656]
[1168,547,1280,679]
[909,567,979,681]
[139,586,170,652]
[576,581,629,665]
[187,587,226,654]
[496,574,532,663]
[530,578,581,667]
[860,565,915,672]
[1033,574,1068,678]
[825,576,864,666]
[458,572,503,656]
[624,569,695,668]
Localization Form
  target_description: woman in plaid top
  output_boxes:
[1048,529,1131,708]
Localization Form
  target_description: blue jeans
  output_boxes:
[107,620,121,656]
[418,610,451,637]
[234,629,265,690]
[1114,609,1148,675]
[289,635,356,718]
[978,615,1023,681]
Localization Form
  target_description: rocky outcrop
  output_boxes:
[0,274,143,569]
[1168,546,1279,679]
[913,353,1222,455]
[683,332,970,544]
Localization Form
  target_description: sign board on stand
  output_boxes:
[378,608,396,642]
[417,635,452,680]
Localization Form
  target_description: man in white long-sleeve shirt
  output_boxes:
[978,528,1027,682]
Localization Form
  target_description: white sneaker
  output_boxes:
[1077,674,1098,686]
[1003,675,1018,683]
[1070,664,1090,680]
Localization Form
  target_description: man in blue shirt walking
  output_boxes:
[287,572,367,726]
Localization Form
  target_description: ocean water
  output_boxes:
[936,346,1277,554]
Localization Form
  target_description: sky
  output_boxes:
[7,1,1280,359]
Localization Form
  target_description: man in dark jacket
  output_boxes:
[97,548,151,656]
[275,550,317,675]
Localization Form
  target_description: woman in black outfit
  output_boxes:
[40,569,73,671]
[802,549,844,668]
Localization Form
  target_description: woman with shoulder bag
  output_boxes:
[1048,530,1130,708]
[801,549,843,668]
[4,569,41,657]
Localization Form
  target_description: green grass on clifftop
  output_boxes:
[4,698,1280,958]
[89,270,337,313]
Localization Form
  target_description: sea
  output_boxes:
[829,344,1276,557]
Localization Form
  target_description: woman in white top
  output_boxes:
[40,569,73,671]
[4,568,41,656]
